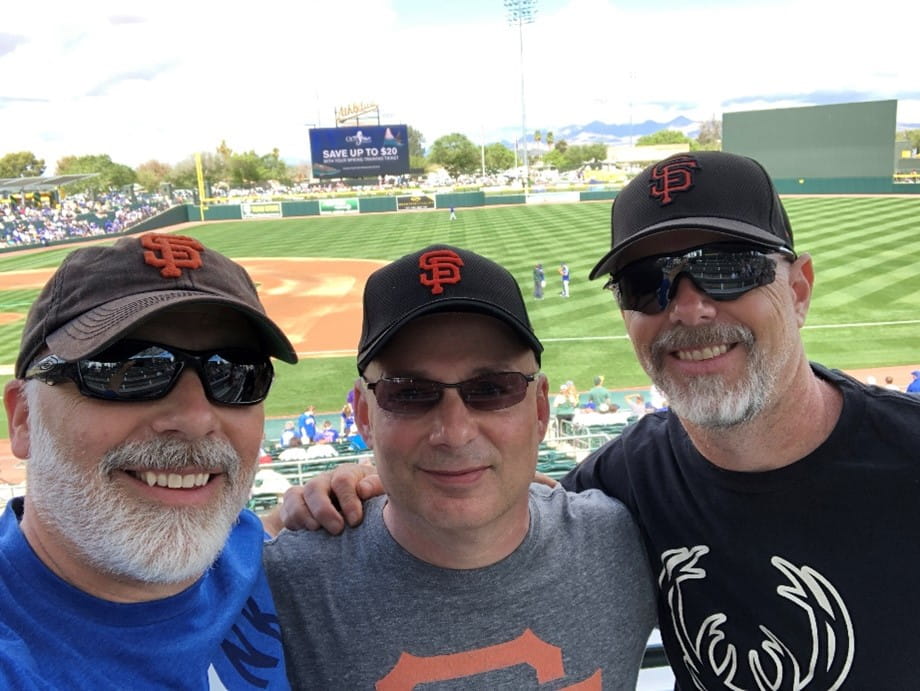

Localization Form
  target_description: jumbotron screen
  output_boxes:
[309,125,410,178]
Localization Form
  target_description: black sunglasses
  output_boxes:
[24,339,274,406]
[605,243,797,315]
[363,371,537,415]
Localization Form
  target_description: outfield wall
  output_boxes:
[180,183,919,224]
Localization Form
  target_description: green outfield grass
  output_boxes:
[0,196,918,438]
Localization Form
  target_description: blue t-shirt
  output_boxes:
[0,498,289,690]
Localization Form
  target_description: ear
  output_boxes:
[4,380,32,460]
[534,373,551,441]
[353,380,374,449]
[787,253,814,328]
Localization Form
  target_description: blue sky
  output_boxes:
[1,0,917,168]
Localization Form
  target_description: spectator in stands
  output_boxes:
[296,405,316,445]
[587,375,610,411]
[313,420,338,444]
[278,436,309,463]
[279,420,297,447]
[907,370,920,394]
[0,233,293,687]
[340,402,356,437]
[263,244,654,687]
[623,392,647,418]
[283,152,920,688]
[0,191,171,248]
[884,375,900,391]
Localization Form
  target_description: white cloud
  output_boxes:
[1,0,916,169]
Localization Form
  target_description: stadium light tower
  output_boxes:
[505,0,536,194]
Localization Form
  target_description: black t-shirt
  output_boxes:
[563,363,920,689]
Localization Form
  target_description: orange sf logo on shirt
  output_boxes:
[376,629,601,690]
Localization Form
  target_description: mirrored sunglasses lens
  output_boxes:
[78,346,179,400]
[203,352,273,404]
[617,250,776,314]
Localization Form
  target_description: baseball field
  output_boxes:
[0,195,918,430]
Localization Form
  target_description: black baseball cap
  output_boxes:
[357,245,543,373]
[590,151,795,279]
[16,233,298,378]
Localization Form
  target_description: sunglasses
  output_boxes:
[606,244,797,315]
[363,371,537,415]
[24,339,274,406]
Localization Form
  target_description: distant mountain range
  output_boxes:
[500,114,919,150]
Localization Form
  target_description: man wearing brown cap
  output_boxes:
[0,233,294,688]
[263,245,655,689]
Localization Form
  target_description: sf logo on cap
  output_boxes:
[418,249,464,295]
[141,234,204,278]
[649,155,700,205]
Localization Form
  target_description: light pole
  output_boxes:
[505,0,536,195]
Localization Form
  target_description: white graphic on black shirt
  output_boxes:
[659,545,854,690]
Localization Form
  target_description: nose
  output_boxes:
[427,388,477,448]
[667,274,717,326]
[149,369,221,438]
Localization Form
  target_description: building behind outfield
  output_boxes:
[723,99,899,194]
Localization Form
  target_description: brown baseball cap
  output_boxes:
[15,233,298,378]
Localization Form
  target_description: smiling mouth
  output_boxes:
[128,471,213,489]
[674,343,731,362]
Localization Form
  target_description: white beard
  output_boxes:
[644,323,780,429]
[24,387,257,585]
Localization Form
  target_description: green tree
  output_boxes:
[428,133,480,178]
[534,130,542,147]
[261,148,291,185]
[407,126,426,157]
[693,117,722,151]
[56,154,136,193]
[0,151,45,177]
[483,142,515,174]
[546,131,554,149]
[902,129,920,152]
[635,130,690,146]
[228,151,269,188]
[135,160,173,191]
[169,152,226,191]
[543,142,606,172]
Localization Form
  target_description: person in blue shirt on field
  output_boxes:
[906,370,920,394]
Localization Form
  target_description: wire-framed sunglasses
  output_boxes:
[363,371,538,415]
[605,243,797,315]
[24,339,274,406]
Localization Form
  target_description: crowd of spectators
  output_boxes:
[0,191,173,249]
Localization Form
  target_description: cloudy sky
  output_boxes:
[2,0,917,170]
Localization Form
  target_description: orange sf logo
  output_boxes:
[141,233,205,278]
[418,249,464,295]
[649,155,700,205]
[376,629,601,689]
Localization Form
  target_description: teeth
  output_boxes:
[676,344,729,361]
[137,471,211,489]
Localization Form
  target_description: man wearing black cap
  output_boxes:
[263,245,655,688]
[562,151,920,688]
[0,233,294,688]
[290,152,920,688]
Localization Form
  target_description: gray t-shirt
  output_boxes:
[264,484,656,689]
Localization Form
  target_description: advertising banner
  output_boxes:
[397,195,435,211]
[310,125,410,178]
[318,198,359,215]
[240,202,282,218]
